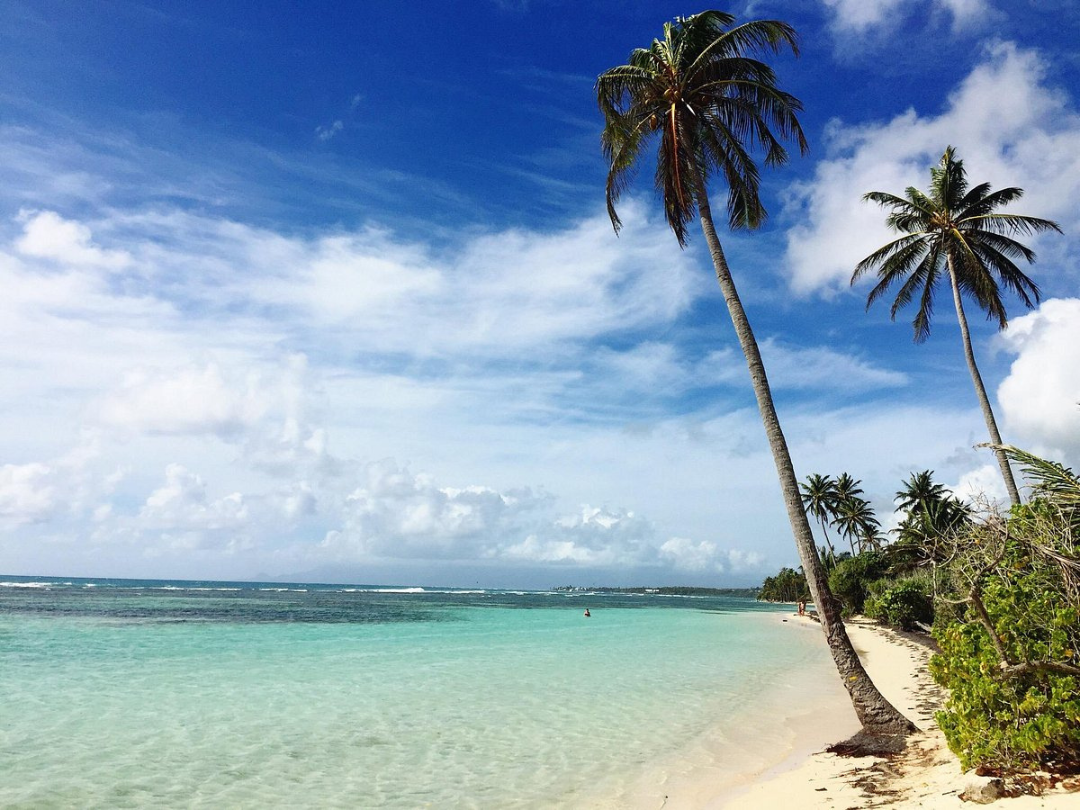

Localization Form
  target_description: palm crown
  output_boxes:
[853,147,1062,506]
[853,146,1061,342]
[596,10,807,245]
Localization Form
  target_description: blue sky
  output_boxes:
[1,0,1078,587]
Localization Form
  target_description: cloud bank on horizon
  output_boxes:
[0,0,1077,587]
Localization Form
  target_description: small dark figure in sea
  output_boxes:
[797,601,806,616]
[583,608,591,617]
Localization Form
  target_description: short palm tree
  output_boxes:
[801,473,839,562]
[833,473,865,555]
[598,11,914,738]
[894,470,969,552]
[834,495,882,554]
[853,147,1062,506]
[895,470,949,515]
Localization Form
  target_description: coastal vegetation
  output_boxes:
[767,450,1080,773]
[930,447,1080,772]
[597,9,915,741]
[757,568,809,603]
[553,586,758,597]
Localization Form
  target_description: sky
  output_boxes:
[1,0,1078,588]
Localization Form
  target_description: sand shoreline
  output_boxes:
[630,613,1079,809]
[715,615,1079,809]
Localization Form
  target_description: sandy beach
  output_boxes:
[713,616,1080,809]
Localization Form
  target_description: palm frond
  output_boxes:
[852,233,927,282]
[911,254,939,342]
[962,212,1063,237]
[991,445,1080,505]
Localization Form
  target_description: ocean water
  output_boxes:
[0,577,838,808]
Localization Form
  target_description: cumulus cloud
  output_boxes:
[138,464,249,531]
[97,364,269,436]
[315,462,742,573]
[784,42,1080,295]
[997,298,1080,461]
[322,459,552,561]
[15,210,132,270]
[820,0,994,35]
[282,481,317,520]
[94,355,328,473]
[820,0,906,32]
[0,462,56,526]
[948,463,1008,505]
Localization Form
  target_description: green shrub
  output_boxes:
[827,551,888,615]
[864,577,933,630]
[928,583,1080,773]
[929,502,1080,772]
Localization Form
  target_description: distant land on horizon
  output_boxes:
[2,571,761,596]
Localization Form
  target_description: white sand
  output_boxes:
[714,616,1079,809]
[613,614,1079,809]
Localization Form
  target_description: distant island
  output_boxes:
[552,585,759,598]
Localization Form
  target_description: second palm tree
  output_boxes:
[854,148,1061,506]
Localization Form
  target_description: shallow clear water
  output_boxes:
[0,578,827,808]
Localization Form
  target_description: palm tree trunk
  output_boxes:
[946,258,1022,506]
[695,185,915,737]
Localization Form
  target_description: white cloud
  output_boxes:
[15,210,132,270]
[0,462,56,526]
[997,298,1080,461]
[138,464,249,531]
[820,0,994,35]
[936,0,994,29]
[784,42,1080,296]
[659,537,721,571]
[323,459,552,561]
[757,340,908,392]
[282,481,317,520]
[97,364,269,436]
[314,463,749,573]
[821,0,906,32]
[67,202,696,360]
[948,463,1007,506]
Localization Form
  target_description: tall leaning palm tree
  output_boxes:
[598,10,914,739]
[854,148,1062,506]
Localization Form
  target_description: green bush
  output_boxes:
[930,574,1080,770]
[864,577,933,630]
[929,502,1080,772]
[827,551,888,615]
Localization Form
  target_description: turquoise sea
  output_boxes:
[0,577,841,808]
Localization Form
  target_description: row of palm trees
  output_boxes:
[801,473,881,558]
[802,469,972,563]
[596,10,1060,741]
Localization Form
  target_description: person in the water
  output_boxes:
[583,608,591,617]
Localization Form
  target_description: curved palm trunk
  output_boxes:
[945,259,1022,507]
[696,187,915,737]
